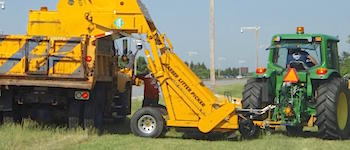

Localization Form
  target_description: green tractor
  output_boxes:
[243,27,350,139]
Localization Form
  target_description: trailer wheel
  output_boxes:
[316,78,350,139]
[239,119,260,139]
[131,107,166,138]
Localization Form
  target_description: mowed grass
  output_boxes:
[214,83,245,98]
[1,83,350,150]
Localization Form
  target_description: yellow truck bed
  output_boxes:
[0,35,92,89]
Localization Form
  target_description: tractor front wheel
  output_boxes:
[316,78,350,140]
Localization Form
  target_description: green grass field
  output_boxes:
[1,83,350,150]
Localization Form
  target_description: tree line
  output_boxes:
[135,57,241,79]
[184,61,240,79]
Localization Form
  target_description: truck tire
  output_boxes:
[68,100,80,128]
[83,100,95,129]
[83,83,107,129]
[2,111,13,124]
[0,87,14,124]
[130,107,166,138]
[316,78,350,139]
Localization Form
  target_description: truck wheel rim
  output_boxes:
[337,92,348,130]
[138,115,157,134]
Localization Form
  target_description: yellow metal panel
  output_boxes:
[0,36,28,75]
[48,39,82,76]
[160,52,217,114]
[166,120,198,128]
[167,85,200,121]
[7,59,25,75]
[216,115,239,129]
[52,61,81,75]
[27,0,152,37]
[27,40,49,73]
[0,37,25,59]
[27,11,61,36]
[198,103,237,133]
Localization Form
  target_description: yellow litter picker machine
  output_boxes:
[0,0,272,137]
[113,1,273,138]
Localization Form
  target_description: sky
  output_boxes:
[0,0,350,71]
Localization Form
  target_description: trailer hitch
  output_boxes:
[235,105,276,115]
[236,105,276,139]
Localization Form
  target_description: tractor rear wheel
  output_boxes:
[242,79,264,113]
[316,78,350,139]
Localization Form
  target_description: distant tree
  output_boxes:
[190,61,195,69]
[136,56,149,75]
[340,55,350,76]
[340,36,350,76]
[186,62,240,79]
[342,52,350,59]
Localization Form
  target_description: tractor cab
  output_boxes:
[269,27,323,72]
[259,27,340,82]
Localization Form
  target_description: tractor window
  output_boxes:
[272,40,321,69]
[274,47,288,67]
[327,41,339,69]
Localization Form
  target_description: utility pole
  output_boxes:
[210,0,215,90]
[240,25,261,68]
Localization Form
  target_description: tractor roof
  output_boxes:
[273,33,339,42]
